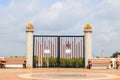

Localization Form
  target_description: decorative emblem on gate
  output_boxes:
[66,41,71,49]
[65,41,71,54]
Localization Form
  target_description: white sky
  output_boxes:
[0,0,120,57]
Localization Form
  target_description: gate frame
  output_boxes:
[33,35,85,68]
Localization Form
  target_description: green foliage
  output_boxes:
[111,52,120,58]
[34,56,84,68]
[60,58,66,67]
[33,56,38,66]
[60,58,84,68]
[49,57,57,67]
[42,58,47,67]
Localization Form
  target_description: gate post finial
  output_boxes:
[26,22,34,68]
[84,23,92,31]
[26,22,34,31]
[84,23,92,68]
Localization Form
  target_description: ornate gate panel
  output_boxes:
[33,35,84,68]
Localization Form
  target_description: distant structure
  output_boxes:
[84,23,92,67]
[26,22,34,68]
[101,50,104,58]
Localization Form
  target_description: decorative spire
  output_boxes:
[26,22,34,30]
[84,23,92,30]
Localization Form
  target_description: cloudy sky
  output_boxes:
[0,0,120,57]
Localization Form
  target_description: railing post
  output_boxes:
[57,36,60,67]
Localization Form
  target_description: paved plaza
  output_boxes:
[0,68,120,80]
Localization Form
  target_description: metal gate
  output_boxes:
[33,35,85,68]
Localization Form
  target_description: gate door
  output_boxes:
[33,35,85,68]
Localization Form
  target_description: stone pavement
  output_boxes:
[0,68,120,80]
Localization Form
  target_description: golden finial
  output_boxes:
[84,22,92,30]
[26,22,34,30]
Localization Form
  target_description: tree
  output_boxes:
[111,52,120,58]
[96,56,100,58]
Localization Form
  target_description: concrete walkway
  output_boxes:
[0,68,120,80]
